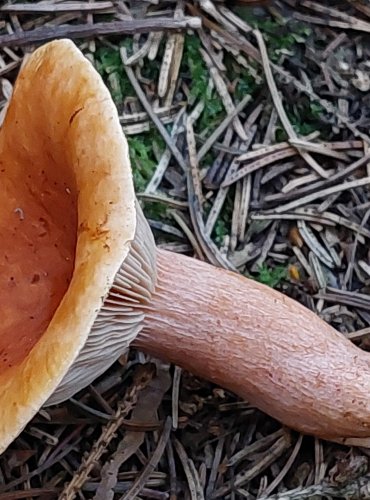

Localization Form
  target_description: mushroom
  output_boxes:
[1,39,370,454]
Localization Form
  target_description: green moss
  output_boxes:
[209,193,235,246]
[256,19,311,61]
[255,263,287,288]
[141,200,169,221]
[234,12,312,62]
[182,35,225,133]
[94,44,166,206]
[94,45,134,104]
[234,67,259,101]
[288,101,327,136]
[183,36,209,101]
[213,219,228,245]
[127,134,164,193]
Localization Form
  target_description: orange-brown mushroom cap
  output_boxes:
[0,39,140,452]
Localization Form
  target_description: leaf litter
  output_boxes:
[2,0,370,498]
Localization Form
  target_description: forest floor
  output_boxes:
[2,0,370,499]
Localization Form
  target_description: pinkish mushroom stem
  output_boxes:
[133,248,370,443]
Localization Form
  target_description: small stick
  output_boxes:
[260,434,303,498]
[119,417,173,500]
[197,93,252,162]
[254,29,329,179]
[59,364,156,500]
[0,2,114,13]
[0,17,202,47]
[270,177,370,215]
[171,366,182,430]
[121,47,189,173]
[214,435,291,497]
[260,475,370,500]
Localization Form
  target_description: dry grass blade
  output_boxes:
[254,29,328,179]
[238,142,294,162]
[253,209,370,239]
[171,366,182,431]
[145,108,186,194]
[200,48,247,141]
[173,438,205,500]
[0,488,59,499]
[119,417,172,500]
[347,0,370,19]
[207,117,257,237]
[218,4,253,34]
[205,176,233,235]
[159,33,177,98]
[197,93,252,162]
[170,210,205,259]
[316,288,370,310]
[213,433,292,497]
[238,175,252,242]
[297,220,334,268]
[252,220,278,267]
[160,1,185,106]
[314,437,326,483]
[0,425,85,493]
[222,147,294,187]
[288,139,350,161]
[186,1,261,60]
[187,117,204,215]
[93,365,171,500]
[298,0,370,32]
[261,474,370,499]
[121,47,188,172]
[269,177,370,214]
[138,193,188,209]
[59,364,156,500]
[281,172,322,194]
[165,31,185,107]
[342,207,370,289]
[262,152,370,206]
[294,11,370,31]
[199,0,239,33]
[124,36,153,67]
[205,436,225,498]
[227,429,285,467]
[186,118,237,270]
[149,219,185,239]
[260,434,304,498]
[347,327,370,341]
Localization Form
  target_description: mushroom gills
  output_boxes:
[46,203,156,405]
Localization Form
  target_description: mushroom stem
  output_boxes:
[134,248,370,441]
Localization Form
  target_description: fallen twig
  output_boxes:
[0,17,202,47]
[0,2,114,14]
[59,364,156,500]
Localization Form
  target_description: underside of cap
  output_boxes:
[0,40,138,453]
[46,202,157,406]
